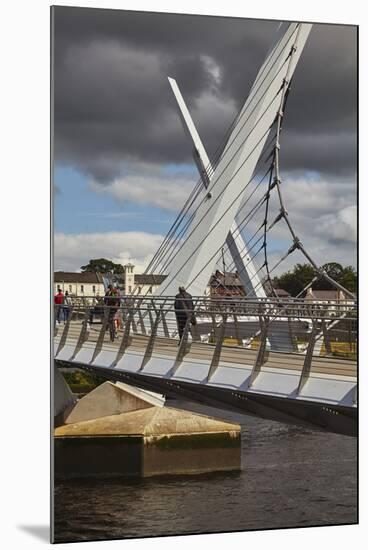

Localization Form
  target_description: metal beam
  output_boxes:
[70,306,91,361]
[56,305,74,356]
[112,309,133,366]
[139,307,162,371]
[90,308,109,364]
[297,322,317,394]
[158,24,312,297]
[167,76,267,299]
[207,314,227,382]
[248,317,270,387]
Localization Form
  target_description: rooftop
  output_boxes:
[54,271,104,284]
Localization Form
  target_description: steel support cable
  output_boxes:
[157,144,275,292]
[214,220,280,298]
[156,165,270,298]
[218,130,277,245]
[268,26,356,300]
[148,34,295,276]
[209,233,267,295]
[157,134,277,279]
[203,50,293,185]
[208,144,273,298]
[148,153,273,301]
[146,48,292,282]
[206,187,277,294]
[205,206,270,295]
[202,24,299,182]
[235,26,305,301]
[179,165,274,293]
[151,61,287,279]
[143,176,205,276]
[139,27,301,297]
[135,169,269,300]
[156,90,284,292]
[152,30,295,267]
[250,26,303,300]
[206,236,267,296]
[261,155,278,297]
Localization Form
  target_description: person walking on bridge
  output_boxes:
[63,290,72,322]
[104,284,121,335]
[54,288,65,325]
[174,286,196,340]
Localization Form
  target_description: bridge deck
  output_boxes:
[55,321,357,379]
[54,316,357,436]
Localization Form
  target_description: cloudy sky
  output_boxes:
[53,7,357,275]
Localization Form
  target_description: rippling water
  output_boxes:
[53,400,357,543]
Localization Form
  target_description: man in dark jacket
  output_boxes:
[174,286,196,340]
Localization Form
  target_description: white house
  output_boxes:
[54,271,105,297]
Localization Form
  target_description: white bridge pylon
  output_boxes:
[168,77,266,299]
[155,23,312,297]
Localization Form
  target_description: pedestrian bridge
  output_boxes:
[54,296,357,436]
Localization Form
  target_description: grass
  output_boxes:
[62,371,106,393]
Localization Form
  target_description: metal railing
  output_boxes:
[55,296,357,400]
[54,295,357,387]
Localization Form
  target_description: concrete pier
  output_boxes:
[64,380,164,424]
[54,405,241,478]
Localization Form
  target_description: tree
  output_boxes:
[274,263,315,296]
[273,262,357,296]
[313,263,357,293]
[80,258,124,275]
[339,266,357,293]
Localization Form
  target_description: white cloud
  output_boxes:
[193,90,238,140]
[88,161,198,212]
[200,55,223,88]
[54,231,164,273]
[90,174,193,212]
[233,173,357,275]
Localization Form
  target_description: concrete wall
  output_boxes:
[65,382,154,424]
[54,436,143,477]
[143,432,241,477]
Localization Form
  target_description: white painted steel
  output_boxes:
[157,23,312,297]
[54,334,356,409]
[168,77,266,298]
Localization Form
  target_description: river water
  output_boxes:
[53,400,357,543]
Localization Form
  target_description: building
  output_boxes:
[305,287,356,312]
[54,272,105,297]
[110,264,167,295]
[134,273,167,295]
[208,270,245,297]
[273,288,291,299]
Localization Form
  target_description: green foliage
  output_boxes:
[273,263,315,296]
[273,262,357,296]
[80,258,124,274]
[62,370,105,391]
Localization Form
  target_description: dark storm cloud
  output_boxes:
[53,6,357,182]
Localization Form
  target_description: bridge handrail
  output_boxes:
[54,294,357,322]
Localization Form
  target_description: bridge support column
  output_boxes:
[90,307,110,364]
[112,310,133,366]
[248,317,270,388]
[206,314,227,382]
[70,305,91,361]
[297,321,317,394]
[139,306,162,371]
[56,305,74,356]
